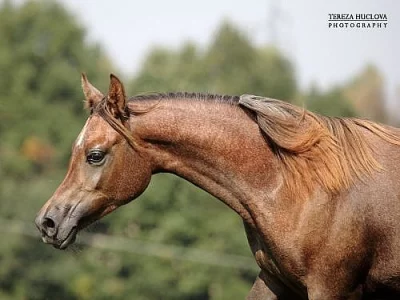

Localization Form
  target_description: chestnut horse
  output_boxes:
[36,74,400,299]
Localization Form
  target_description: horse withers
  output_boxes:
[36,74,400,299]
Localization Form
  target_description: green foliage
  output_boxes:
[304,84,356,117]
[0,0,111,171]
[344,64,386,121]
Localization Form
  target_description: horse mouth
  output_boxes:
[49,227,78,250]
[52,214,97,249]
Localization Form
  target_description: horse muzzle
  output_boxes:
[35,205,80,250]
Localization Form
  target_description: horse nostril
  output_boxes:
[43,217,55,229]
[35,214,59,238]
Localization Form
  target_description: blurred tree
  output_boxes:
[344,64,386,122]
[0,0,112,167]
[303,83,356,117]
[130,21,297,101]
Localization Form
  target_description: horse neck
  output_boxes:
[128,99,282,225]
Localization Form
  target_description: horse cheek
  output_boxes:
[114,155,151,205]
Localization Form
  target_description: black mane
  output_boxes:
[129,92,240,105]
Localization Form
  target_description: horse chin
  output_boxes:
[41,226,78,250]
[59,227,78,250]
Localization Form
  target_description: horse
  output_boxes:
[35,74,400,299]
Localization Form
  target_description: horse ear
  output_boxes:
[107,74,126,118]
[81,73,104,111]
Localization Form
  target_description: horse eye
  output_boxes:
[86,150,106,165]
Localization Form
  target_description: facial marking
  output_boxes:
[76,119,90,148]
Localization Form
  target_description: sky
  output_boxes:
[62,0,399,105]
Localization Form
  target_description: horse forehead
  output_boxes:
[75,116,115,148]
